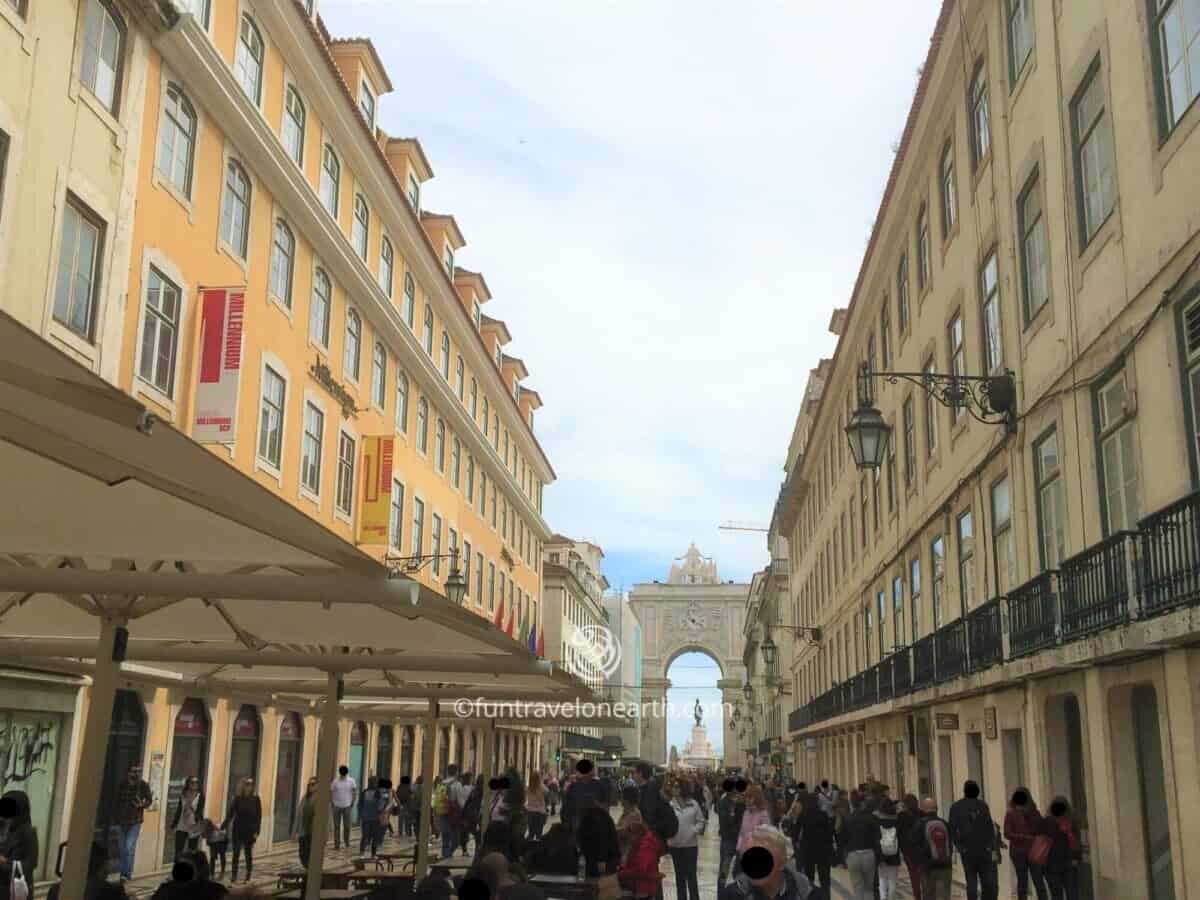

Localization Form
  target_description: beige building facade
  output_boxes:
[772,2,1200,900]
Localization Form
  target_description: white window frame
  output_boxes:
[254,353,290,483]
[310,264,332,352]
[359,80,375,128]
[334,423,358,524]
[136,263,184,402]
[299,391,327,505]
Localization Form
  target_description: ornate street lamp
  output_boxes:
[761,634,778,667]
[444,562,467,607]
[386,552,467,606]
[845,362,1016,471]
[742,681,754,702]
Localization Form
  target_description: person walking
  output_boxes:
[736,786,772,872]
[666,782,705,900]
[373,779,393,855]
[0,790,39,891]
[293,778,318,868]
[839,797,881,900]
[359,777,380,855]
[948,781,999,900]
[330,766,357,851]
[112,764,153,881]
[1004,789,1047,900]
[716,780,745,892]
[171,777,206,860]
[394,777,415,838]
[545,775,560,817]
[797,794,834,900]
[896,794,923,900]
[461,775,483,856]
[909,798,953,900]
[1040,798,1081,900]
[816,781,834,818]
[223,777,261,883]
[434,765,468,859]
[525,773,548,840]
[875,799,901,900]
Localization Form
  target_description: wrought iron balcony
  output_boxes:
[893,645,913,694]
[1007,570,1058,658]
[967,598,1003,672]
[912,634,936,688]
[934,620,966,682]
[877,656,895,702]
[861,666,879,707]
[1059,531,1135,641]
[1140,490,1200,618]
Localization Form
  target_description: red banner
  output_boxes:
[193,289,245,442]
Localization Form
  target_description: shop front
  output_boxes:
[163,700,210,864]
[348,722,367,824]
[226,705,261,813]
[273,712,304,843]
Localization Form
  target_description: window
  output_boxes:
[301,402,323,495]
[491,483,498,529]
[157,84,196,196]
[479,472,487,518]
[860,478,868,549]
[343,309,361,381]
[932,536,946,628]
[487,562,496,612]
[359,82,375,128]
[258,366,286,469]
[471,546,482,602]
[234,14,264,104]
[948,315,965,424]
[435,418,446,472]
[372,342,387,409]
[6,0,27,17]
[352,194,369,260]
[992,475,1016,595]
[893,575,904,646]
[1019,172,1049,322]
[220,160,251,259]
[81,0,125,113]
[444,245,454,276]
[1008,0,1033,83]
[416,397,429,453]
[473,300,482,330]
[456,356,465,401]
[897,257,909,332]
[880,302,891,370]
[910,557,921,640]
[423,305,433,355]
[1097,370,1140,533]
[389,480,404,551]
[1073,64,1116,245]
[380,238,394,297]
[482,397,489,434]
[1153,0,1200,133]
[466,456,475,503]
[902,397,915,486]
[1034,428,1067,569]
[451,437,461,488]
[270,220,295,307]
[431,514,442,576]
[885,421,897,513]
[969,62,991,169]
[282,87,305,165]
[981,251,1002,372]
[53,196,105,341]
[320,144,340,216]
[916,205,931,290]
[940,143,957,236]
[441,332,451,380]
[924,357,939,455]
[138,267,181,396]
[396,372,409,433]
[449,528,459,577]
[470,378,478,418]
[411,497,425,556]
[957,510,976,611]
[407,173,420,211]
[310,269,331,347]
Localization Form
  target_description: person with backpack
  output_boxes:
[716,779,745,892]
[433,765,467,860]
[895,794,923,900]
[909,798,952,900]
[359,777,381,855]
[1004,789,1047,900]
[875,799,901,900]
[461,775,483,855]
[1038,797,1081,900]
[948,781,999,900]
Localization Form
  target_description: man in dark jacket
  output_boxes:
[947,781,998,900]
[796,796,834,900]
[561,760,608,827]
[909,798,953,900]
[716,780,745,892]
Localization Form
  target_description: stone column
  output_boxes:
[641,676,671,766]
[718,678,743,770]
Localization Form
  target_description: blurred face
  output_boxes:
[307,779,318,794]
[740,840,783,887]
[186,778,200,792]
[128,766,143,782]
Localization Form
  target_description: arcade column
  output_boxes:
[719,678,744,770]
[641,676,670,765]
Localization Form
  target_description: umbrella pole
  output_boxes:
[414,700,437,879]
[59,618,123,900]
[304,674,341,900]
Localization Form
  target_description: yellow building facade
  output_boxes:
[773,2,1200,900]
[1,0,554,881]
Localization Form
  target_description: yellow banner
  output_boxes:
[358,436,394,544]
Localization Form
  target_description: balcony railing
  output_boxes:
[1008,571,1058,658]
[786,490,1200,733]
[1140,490,1200,618]
[967,598,1003,672]
[1059,531,1134,641]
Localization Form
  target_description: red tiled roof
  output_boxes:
[327,36,394,92]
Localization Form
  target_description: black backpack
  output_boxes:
[654,794,679,841]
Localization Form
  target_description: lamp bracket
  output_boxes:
[859,364,1016,431]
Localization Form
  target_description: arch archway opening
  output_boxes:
[665,649,724,772]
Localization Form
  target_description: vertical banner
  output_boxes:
[358,435,395,543]
[193,289,245,442]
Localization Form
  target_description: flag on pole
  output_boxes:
[527,621,537,654]
[494,597,505,629]
[536,628,545,658]
[518,605,529,645]
[505,603,515,638]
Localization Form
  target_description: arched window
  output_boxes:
[352,194,369,259]
[423,304,433,355]
[320,144,340,215]
[403,272,416,327]
[220,160,251,259]
[380,237,394,297]
[469,378,478,418]
[372,342,387,409]
[282,86,305,165]
[435,418,446,472]
[234,14,264,104]
[396,371,409,433]
[157,83,196,196]
[269,220,294,307]
[344,309,361,381]
[81,0,126,113]
[417,397,429,453]
[451,437,461,488]
[310,268,331,347]
[455,356,465,400]
[440,332,451,379]
[482,397,489,435]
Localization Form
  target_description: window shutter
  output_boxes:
[1185,298,1200,360]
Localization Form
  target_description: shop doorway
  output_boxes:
[1045,693,1092,900]
[1131,686,1175,900]
[937,735,954,812]
[272,713,303,843]
[1001,728,1025,793]
[376,726,393,782]
[914,716,933,798]
[400,727,414,780]
[966,732,984,799]
[163,699,210,864]
[95,691,146,871]
[226,706,260,811]
[348,722,366,825]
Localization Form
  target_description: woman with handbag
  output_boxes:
[1038,798,1081,900]
[1004,789,1047,900]
[666,782,705,900]
[171,777,205,860]
[0,792,38,900]
[223,777,262,883]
